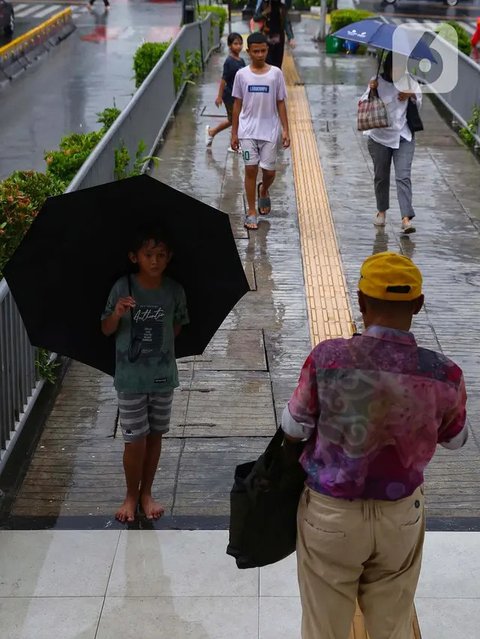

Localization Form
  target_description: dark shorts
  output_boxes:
[117,391,173,442]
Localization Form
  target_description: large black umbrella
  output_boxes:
[4,174,250,376]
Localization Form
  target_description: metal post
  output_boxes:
[315,0,328,42]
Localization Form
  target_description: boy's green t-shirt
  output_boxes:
[102,275,189,394]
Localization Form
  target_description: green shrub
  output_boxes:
[459,105,480,148]
[45,107,121,184]
[133,41,171,88]
[0,171,66,275]
[436,21,472,57]
[198,5,227,38]
[330,9,373,33]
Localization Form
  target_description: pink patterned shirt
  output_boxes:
[282,326,467,500]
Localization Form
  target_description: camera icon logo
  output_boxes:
[392,23,459,94]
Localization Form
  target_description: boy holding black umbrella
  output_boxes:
[101,227,189,523]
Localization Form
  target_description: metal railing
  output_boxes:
[415,37,480,147]
[0,279,42,473]
[0,13,221,474]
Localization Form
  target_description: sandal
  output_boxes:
[244,214,258,230]
[257,182,271,215]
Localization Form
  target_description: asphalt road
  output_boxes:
[357,0,480,19]
[0,0,181,179]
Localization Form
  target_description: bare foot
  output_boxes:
[140,494,165,520]
[115,496,137,523]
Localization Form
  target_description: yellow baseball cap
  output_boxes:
[358,252,423,301]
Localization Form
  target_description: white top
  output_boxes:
[360,75,422,149]
[232,65,287,142]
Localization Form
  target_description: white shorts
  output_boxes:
[240,139,278,171]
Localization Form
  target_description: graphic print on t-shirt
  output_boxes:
[132,304,165,357]
[248,85,269,93]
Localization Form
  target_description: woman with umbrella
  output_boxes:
[360,52,422,234]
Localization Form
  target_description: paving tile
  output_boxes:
[0,597,103,639]
[415,599,480,639]
[0,531,119,596]
[96,596,258,639]
[107,530,257,597]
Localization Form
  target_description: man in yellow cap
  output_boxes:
[282,252,467,639]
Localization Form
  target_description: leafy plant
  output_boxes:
[35,348,60,384]
[0,171,66,276]
[114,140,160,180]
[329,9,373,33]
[133,41,171,88]
[197,5,227,38]
[459,105,480,148]
[435,21,472,57]
[45,106,121,185]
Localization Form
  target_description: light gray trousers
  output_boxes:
[367,136,416,219]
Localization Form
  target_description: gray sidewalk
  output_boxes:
[2,16,480,526]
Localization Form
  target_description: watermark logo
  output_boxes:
[392,23,459,94]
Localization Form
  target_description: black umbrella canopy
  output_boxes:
[4,174,250,376]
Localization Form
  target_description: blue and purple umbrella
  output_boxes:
[332,19,437,63]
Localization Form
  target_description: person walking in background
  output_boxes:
[252,0,293,68]
[282,252,468,639]
[87,0,110,11]
[231,32,290,230]
[471,18,480,58]
[205,32,245,152]
[361,52,421,234]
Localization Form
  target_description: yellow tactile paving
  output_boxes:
[283,51,422,639]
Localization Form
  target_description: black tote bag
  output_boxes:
[406,99,424,133]
[226,428,306,569]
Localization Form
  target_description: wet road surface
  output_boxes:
[0,0,181,179]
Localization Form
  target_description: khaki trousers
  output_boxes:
[297,485,425,639]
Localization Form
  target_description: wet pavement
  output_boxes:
[2,15,480,528]
[358,0,480,19]
[0,0,181,179]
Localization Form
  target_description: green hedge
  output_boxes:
[436,21,472,57]
[330,9,373,33]
[0,171,66,276]
[198,5,227,38]
[133,41,171,88]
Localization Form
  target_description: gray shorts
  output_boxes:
[240,139,278,171]
[117,391,173,442]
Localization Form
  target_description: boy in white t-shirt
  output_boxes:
[231,32,290,230]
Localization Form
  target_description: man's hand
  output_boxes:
[369,79,378,91]
[114,296,135,319]
[215,96,223,108]
[282,129,290,149]
[231,134,240,151]
[398,91,414,102]
[288,38,296,49]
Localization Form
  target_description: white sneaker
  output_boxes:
[227,146,241,153]
[205,125,213,148]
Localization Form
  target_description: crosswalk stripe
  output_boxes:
[35,4,61,17]
[13,3,28,10]
[15,4,44,16]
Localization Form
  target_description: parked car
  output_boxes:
[0,0,14,36]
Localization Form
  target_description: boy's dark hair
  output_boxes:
[247,32,268,48]
[128,224,173,255]
[227,32,243,46]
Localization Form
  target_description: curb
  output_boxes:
[0,8,75,85]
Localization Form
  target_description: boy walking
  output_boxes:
[282,252,468,639]
[205,32,245,151]
[101,227,189,523]
[231,32,290,230]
